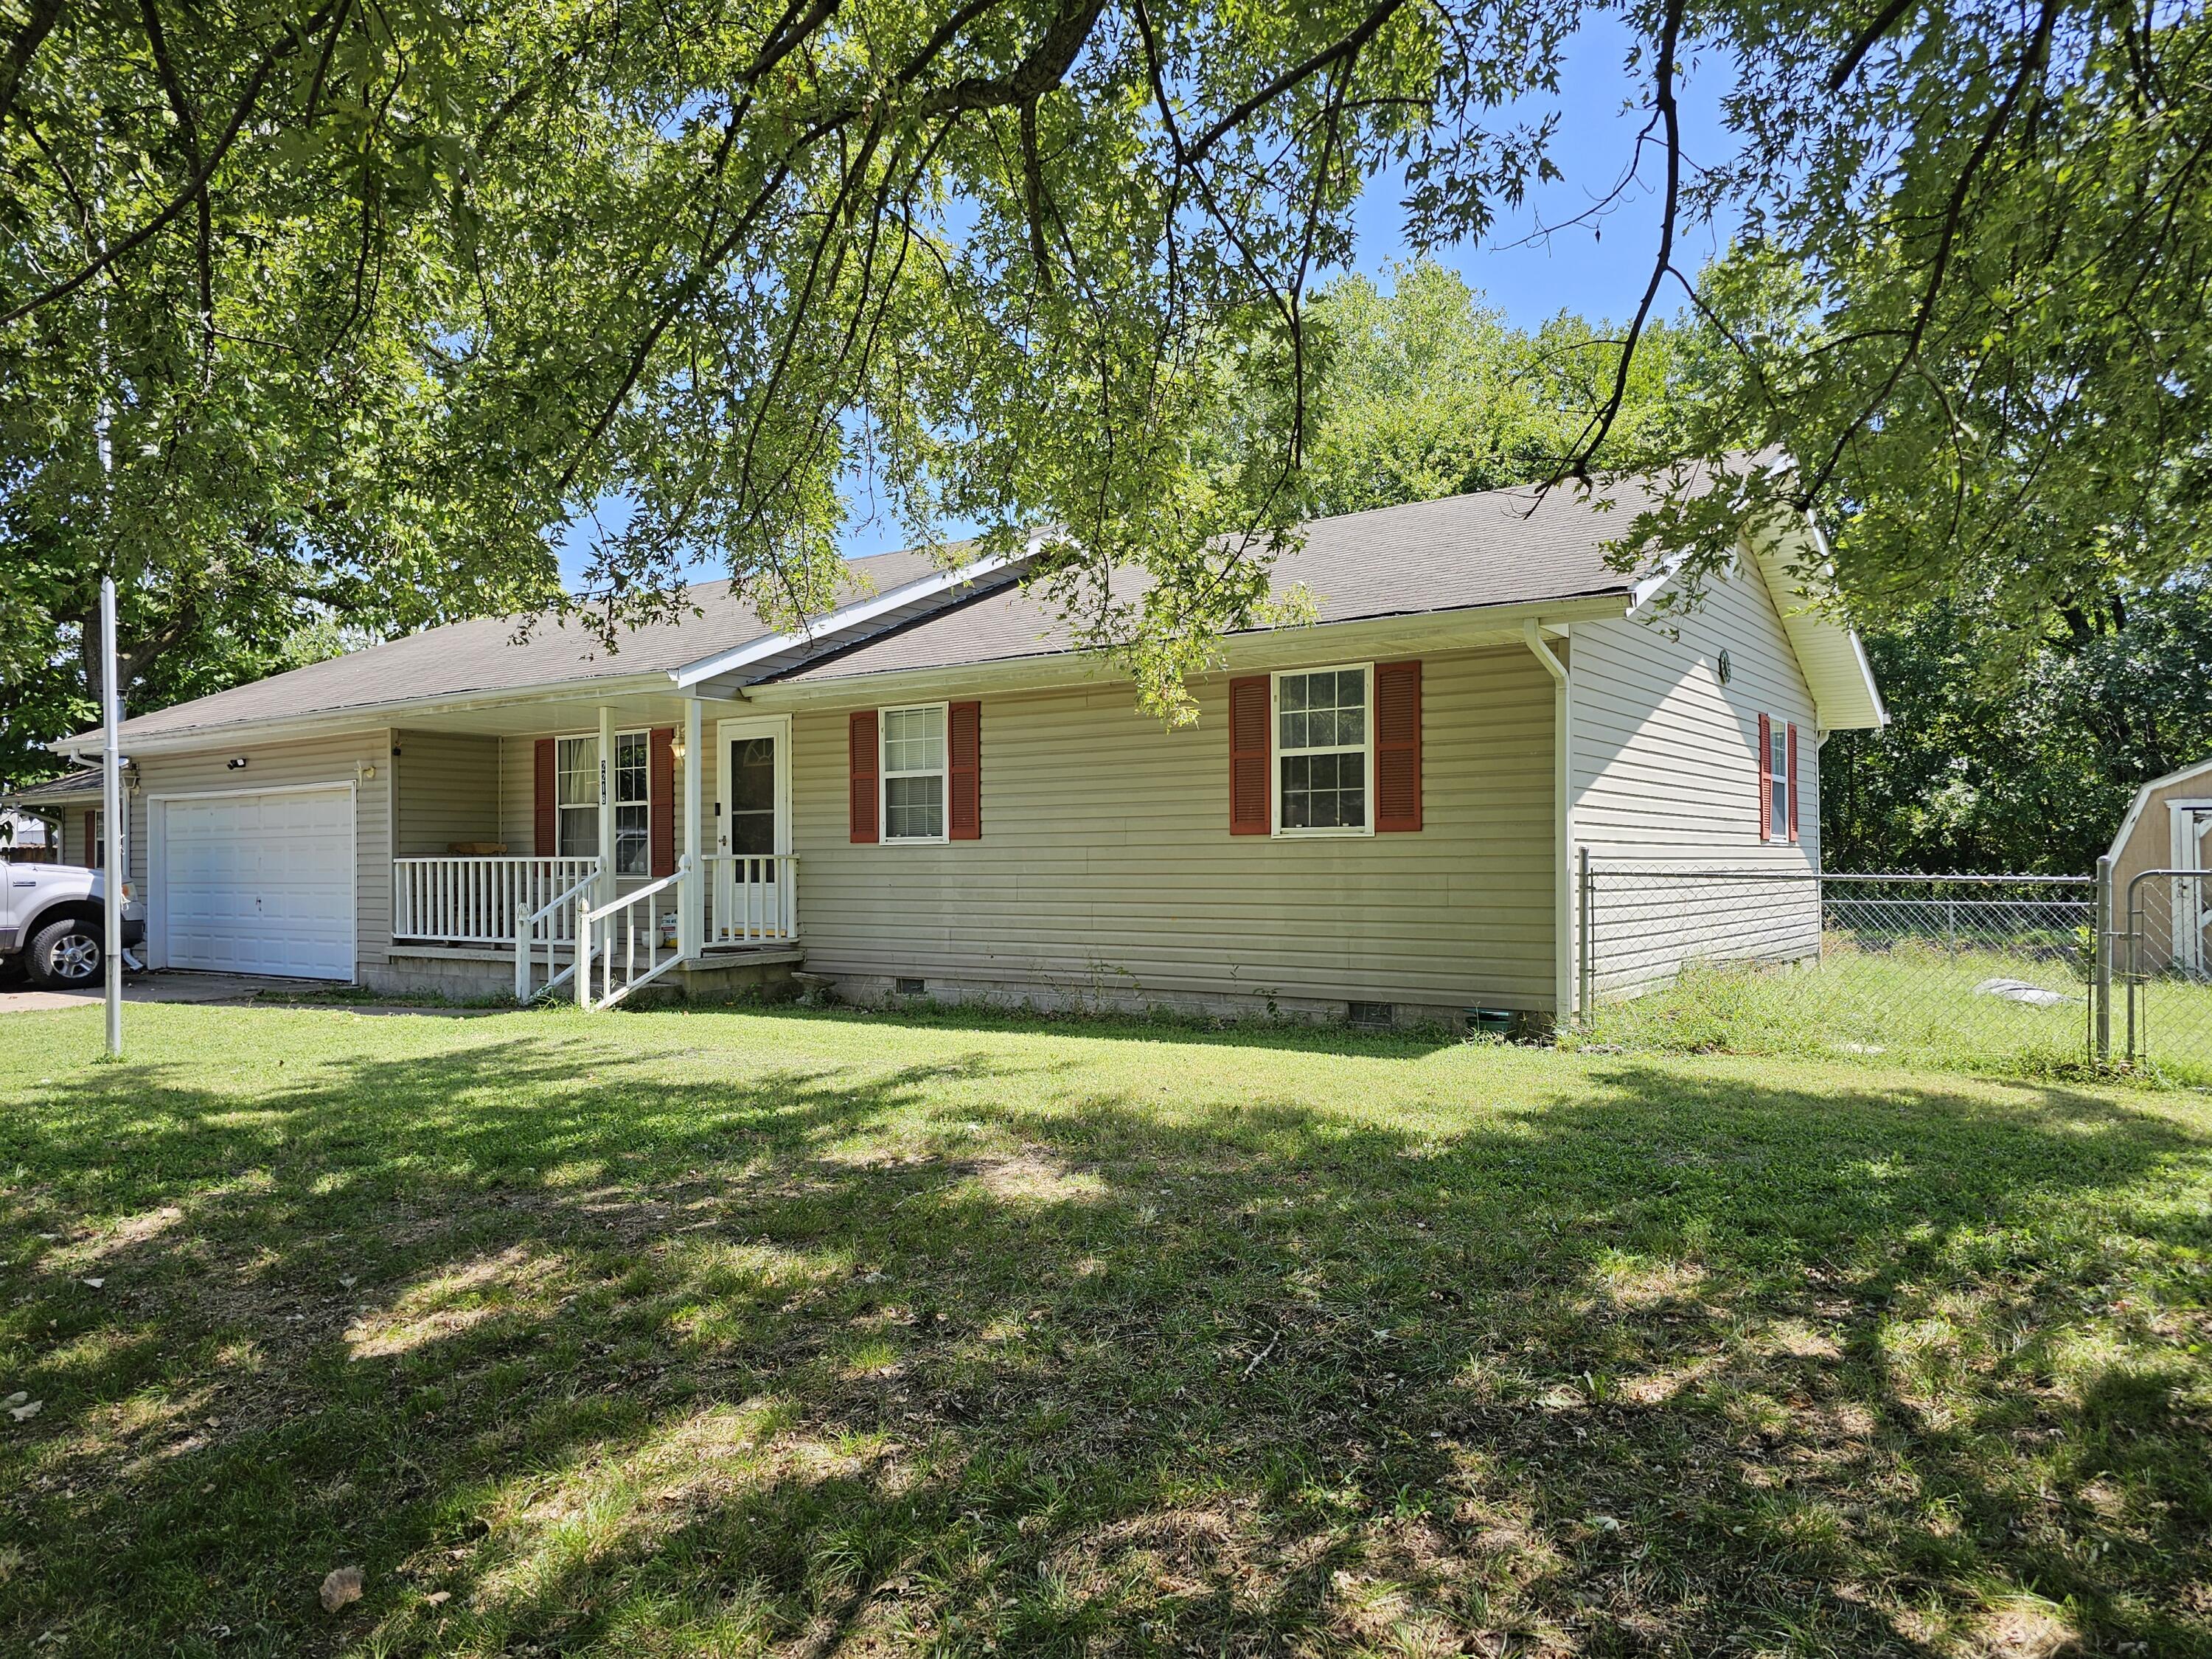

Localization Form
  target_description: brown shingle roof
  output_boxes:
[91,549,943,743]
[78,471,1695,744]
[774,479,1649,684]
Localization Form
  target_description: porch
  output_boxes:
[383,698,800,1006]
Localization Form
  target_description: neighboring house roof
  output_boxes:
[2107,757,2212,863]
[7,768,102,804]
[60,460,1887,752]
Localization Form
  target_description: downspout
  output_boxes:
[1525,621,1573,1022]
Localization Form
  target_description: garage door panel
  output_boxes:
[159,788,354,980]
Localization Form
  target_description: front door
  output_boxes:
[714,717,792,940]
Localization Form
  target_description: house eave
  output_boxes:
[49,669,679,759]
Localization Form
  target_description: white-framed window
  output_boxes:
[880,703,947,843]
[87,807,104,869]
[1767,720,1790,841]
[1274,664,1371,835]
[556,731,651,875]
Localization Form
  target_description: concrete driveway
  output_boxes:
[0,971,326,1014]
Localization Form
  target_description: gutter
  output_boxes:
[1524,620,1575,1022]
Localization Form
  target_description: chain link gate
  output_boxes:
[1573,859,2102,1071]
[2118,867,2212,1085]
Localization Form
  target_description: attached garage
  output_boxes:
[153,785,356,980]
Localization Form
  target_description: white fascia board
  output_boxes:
[1778,514,1887,729]
[669,549,1034,692]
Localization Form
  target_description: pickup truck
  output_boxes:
[1,863,145,988]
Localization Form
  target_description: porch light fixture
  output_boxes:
[669,734,686,762]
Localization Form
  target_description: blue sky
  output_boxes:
[557,14,1733,586]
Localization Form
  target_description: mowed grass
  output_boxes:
[1571,941,2212,1088]
[0,1002,2208,1658]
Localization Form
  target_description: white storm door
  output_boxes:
[159,787,355,978]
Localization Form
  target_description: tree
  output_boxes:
[1299,261,1686,518]
[1823,581,2212,874]
[1580,0,2212,649]
[4,0,2206,765]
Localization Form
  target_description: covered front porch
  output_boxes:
[383,695,799,1006]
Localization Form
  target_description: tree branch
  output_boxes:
[1827,0,1919,93]
[0,0,343,325]
[0,0,62,133]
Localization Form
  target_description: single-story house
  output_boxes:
[0,770,103,863]
[51,470,1885,1024]
[2106,757,2212,973]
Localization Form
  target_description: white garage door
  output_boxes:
[159,787,355,979]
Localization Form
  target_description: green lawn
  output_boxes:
[2,1002,2209,1657]
[1571,941,2212,1088]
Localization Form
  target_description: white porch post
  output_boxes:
[596,704,616,909]
[681,695,704,958]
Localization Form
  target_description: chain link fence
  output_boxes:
[1571,863,2112,1075]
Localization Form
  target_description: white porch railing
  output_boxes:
[578,855,691,1009]
[703,854,799,944]
[514,866,599,1004]
[394,858,599,945]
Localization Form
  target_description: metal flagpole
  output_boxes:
[102,577,122,1057]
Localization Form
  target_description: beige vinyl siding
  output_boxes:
[785,644,1559,1017]
[496,736,543,855]
[394,731,501,855]
[126,728,392,975]
[1571,558,1823,997]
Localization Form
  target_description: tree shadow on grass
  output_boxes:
[1,1032,2208,1658]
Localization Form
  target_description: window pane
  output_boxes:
[560,804,598,858]
[615,803,649,876]
[614,732,649,805]
[883,706,945,773]
[557,737,597,808]
[729,738,776,813]
[1279,670,1364,751]
[885,773,944,840]
[1280,751,1366,830]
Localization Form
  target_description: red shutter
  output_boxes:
[849,711,880,843]
[948,701,981,840]
[1374,660,1422,832]
[84,809,98,869]
[1787,722,1800,844]
[1228,675,1270,835]
[533,738,557,855]
[648,726,676,876]
[1756,712,1773,841]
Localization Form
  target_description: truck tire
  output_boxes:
[24,916,103,989]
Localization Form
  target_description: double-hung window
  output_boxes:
[1767,720,1790,841]
[555,732,651,874]
[881,704,947,842]
[1276,665,1371,834]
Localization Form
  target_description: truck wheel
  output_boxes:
[25,917,102,989]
